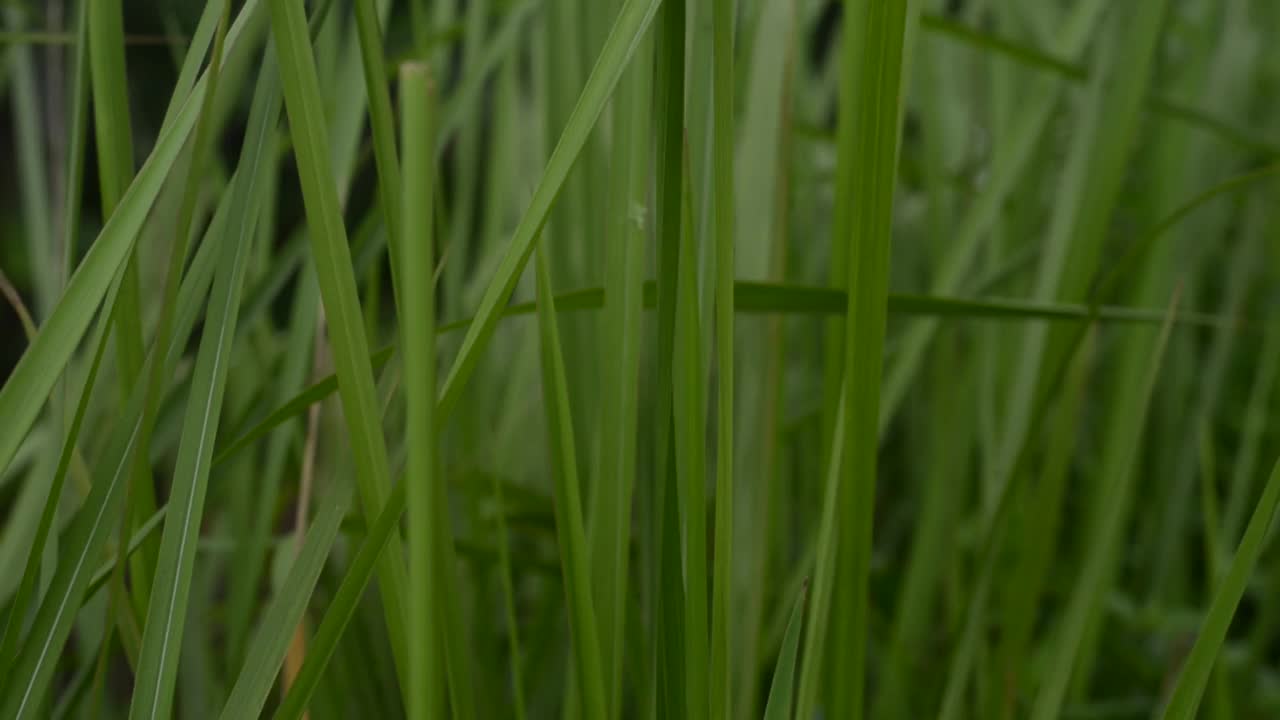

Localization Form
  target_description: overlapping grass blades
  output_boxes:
[266,0,412,691]
[129,35,276,718]
[1,1,1279,717]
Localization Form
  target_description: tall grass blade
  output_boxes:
[707,0,737,712]
[398,61,444,720]
[533,242,608,719]
[588,24,651,718]
[832,0,911,717]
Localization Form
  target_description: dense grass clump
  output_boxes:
[2,0,1280,717]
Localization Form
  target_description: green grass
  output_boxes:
[4,1,1280,718]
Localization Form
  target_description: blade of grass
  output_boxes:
[794,386,845,720]
[875,336,976,719]
[995,330,1095,716]
[674,134,710,720]
[224,265,319,669]
[651,0,686,713]
[1220,329,1280,546]
[533,239,608,719]
[832,1,911,717]
[489,466,530,720]
[90,0,157,617]
[124,0,235,625]
[351,0,404,307]
[398,60,444,720]
[587,24,651,718]
[6,8,55,318]
[218,484,351,719]
[762,582,807,720]
[707,0,736,712]
[1160,456,1280,720]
